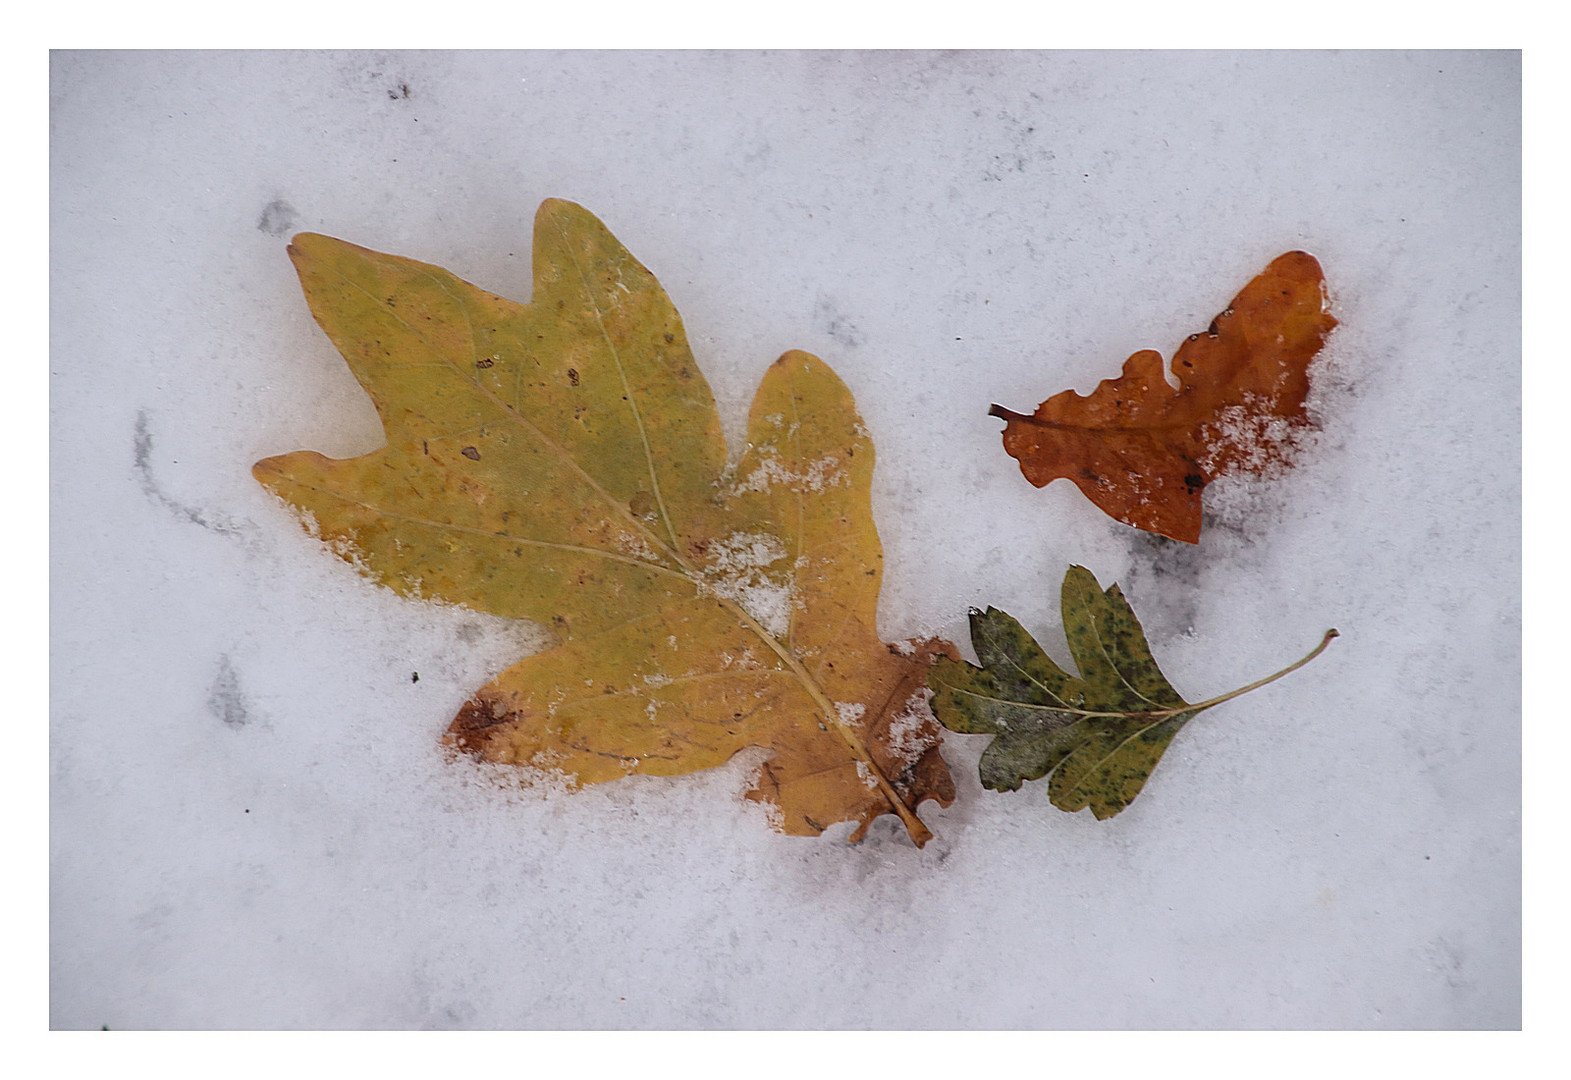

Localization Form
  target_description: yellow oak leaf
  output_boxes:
[254,199,955,845]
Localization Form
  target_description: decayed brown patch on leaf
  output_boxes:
[990,251,1338,542]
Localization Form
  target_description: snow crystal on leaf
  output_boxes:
[1198,392,1314,478]
[883,689,940,770]
[855,760,880,790]
[732,453,848,495]
[834,701,867,726]
[699,531,794,638]
[612,530,660,562]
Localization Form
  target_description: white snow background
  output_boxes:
[50,50,1520,1029]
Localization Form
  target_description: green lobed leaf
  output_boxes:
[929,566,1335,819]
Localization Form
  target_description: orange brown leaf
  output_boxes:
[990,251,1337,542]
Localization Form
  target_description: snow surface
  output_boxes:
[50,51,1520,1029]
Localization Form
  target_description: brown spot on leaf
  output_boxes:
[450,694,516,735]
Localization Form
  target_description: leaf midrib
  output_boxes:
[936,680,1193,723]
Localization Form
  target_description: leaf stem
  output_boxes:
[1182,628,1339,714]
[1025,628,1340,722]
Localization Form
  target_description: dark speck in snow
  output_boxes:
[208,655,250,728]
[257,199,298,237]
